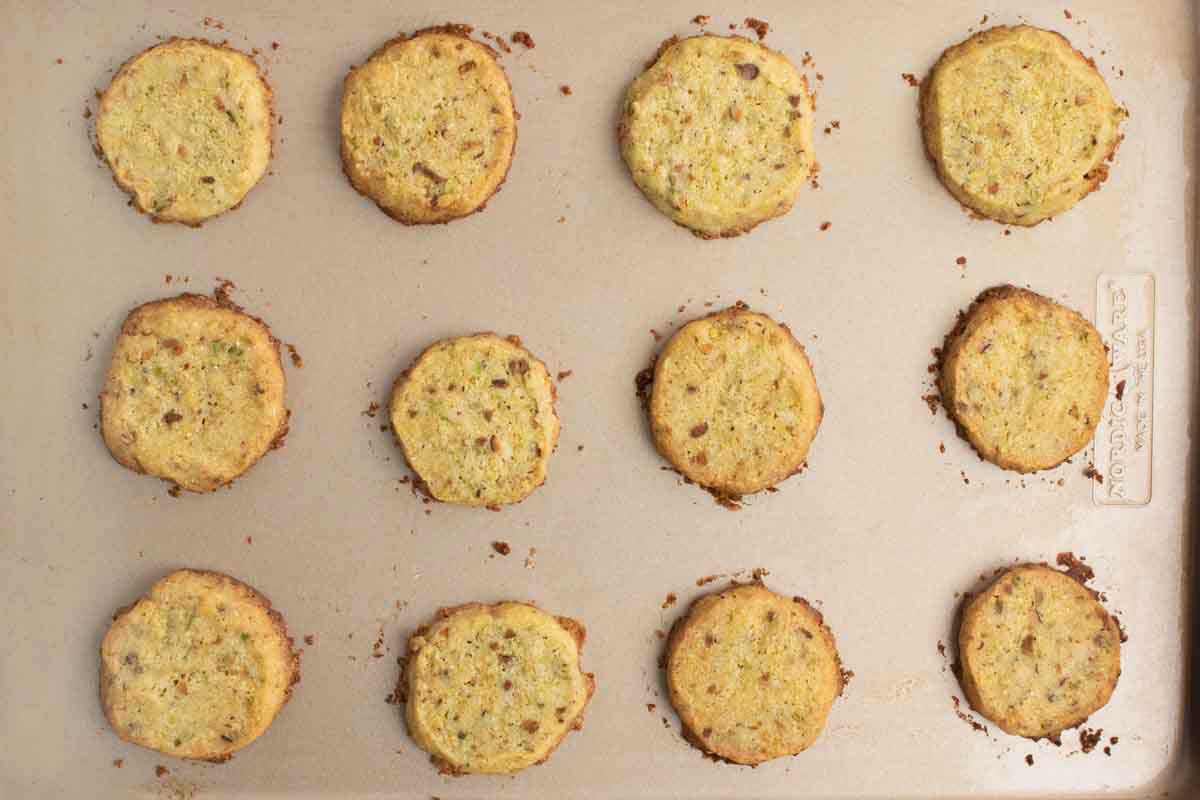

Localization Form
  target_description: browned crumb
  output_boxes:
[901,72,921,87]
[1079,727,1103,753]
[167,485,182,498]
[82,106,92,119]
[201,16,225,30]
[1083,464,1104,484]
[1064,9,1074,20]
[744,17,769,40]
[691,15,710,25]
[649,328,662,341]
[372,626,385,658]
[801,51,814,67]
[55,57,64,64]
[921,393,940,415]
[1055,552,1096,585]
[938,442,946,454]
[956,256,967,266]
[559,84,572,96]
[363,402,380,418]
[245,535,252,545]
[112,759,123,768]
[1115,379,1126,401]
[960,470,970,485]
[557,370,573,381]
[951,695,989,734]
[557,215,567,223]
[524,547,537,569]
[286,343,303,368]
[1025,754,1034,766]
[304,634,315,646]
[271,41,280,50]
[662,593,677,609]
[155,765,170,778]
[492,540,511,556]
[511,31,535,48]
[646,702,657,712]
[819,221,832,231]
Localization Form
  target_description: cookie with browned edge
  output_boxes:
[403,601,595,774]
[959,563,1121,739]
[100,293,289,492]
[100,569,300,761]
[666,583,844,765]
[341,25,517,224]
[649,304,822,499]
[939,286,1107,472]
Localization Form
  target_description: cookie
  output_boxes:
[100,293,289,492]
[341,24,517,224]
[666,583,844,765]
[939,286,1107,473]
[96,38,273,226]
[403,602,595,774]
[619,34,815,238]
[649,305,822,497]
[100,569,300,761]
[921,25,1125,226]
[389,333,559,506]
[959,564,1121,739]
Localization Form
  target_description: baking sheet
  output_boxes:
[0,0,1196,797]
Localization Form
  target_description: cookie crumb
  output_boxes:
[819,221,832,231]
[286,343,304,368]
[901,73,921,87]
[691,15,710,25]
[743,17,769,40]
[511,31,535,49]
[557,370,573,381]
[662,593,677,609]
[492,540,511,556]
[304,634,315,646]
[559,84,572,96]
[1025,754,1034,766]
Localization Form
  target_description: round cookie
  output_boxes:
[389,333,559,507]
[921,25,1125,226]
[340,25,517,224]
[959,564,1121,739]
[100,569,300,761]
[100,293,290,493]
[96,38,273,226]
[939,286,1107,473]
[666,583,844,765]
[403,602,595,775]
[649,305,822,497]
[619,34,816,238]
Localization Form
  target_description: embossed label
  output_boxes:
[1093,274,1155,506]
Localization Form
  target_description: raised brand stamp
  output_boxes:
[1093,274,1155,506]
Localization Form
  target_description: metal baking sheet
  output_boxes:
[1,0,1196,797]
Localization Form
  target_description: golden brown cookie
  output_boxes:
[100,569,300,761]
[666,583,844,765]
[96,38,273,225]
[649,305,822,497]
[341,25,517,224]
[921,25,1125,225]
[403,602,595,774]
[959,564,1121,739]
[939,286,1107,472]
[619,34,816,238]
[100,293,289,492]
[389,333,558,506]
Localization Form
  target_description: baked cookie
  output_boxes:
[619,34,815,238]
[959,564,1121,739]
[666,583,844,765]
[96,38,273,226]
[649,305,821,497]
[341,24,517,224]
[403,602,595,775]
[921,25,1125,226]
[939,286,1107,473]
[100,293,289,492]
[100,569,300,761]
[389,333,558,506]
